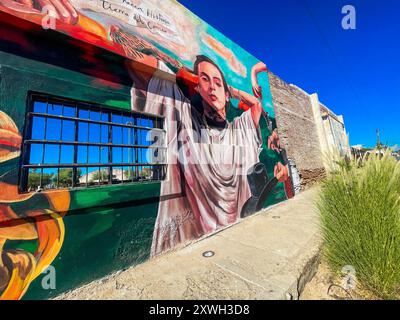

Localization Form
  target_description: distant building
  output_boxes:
[79,168,153,185]
[351,144,400,161]
[319,105,351,158]
[351,145,370,159]
[301,91,351,169]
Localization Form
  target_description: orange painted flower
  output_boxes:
[0,111,22,164]
[0,111,70,300]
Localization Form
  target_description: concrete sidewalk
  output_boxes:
[57,188,322,300]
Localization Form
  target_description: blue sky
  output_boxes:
[179,0,400,148]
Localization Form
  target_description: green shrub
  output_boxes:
[319,152,400,299]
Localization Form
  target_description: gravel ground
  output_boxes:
[300,259,376,300]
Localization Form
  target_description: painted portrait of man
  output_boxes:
[125,49,289,255]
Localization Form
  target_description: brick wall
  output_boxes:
[268,72,326,189]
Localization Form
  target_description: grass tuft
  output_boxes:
[318,151,400,299]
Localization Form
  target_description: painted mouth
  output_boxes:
[209,94,218,102]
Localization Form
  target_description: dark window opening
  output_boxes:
[20,93,166,192]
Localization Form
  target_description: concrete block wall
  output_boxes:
[319,103,351,158]
[268,72,326,189]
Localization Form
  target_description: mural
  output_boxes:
[0,0,295,299]
[0,111,69,299]
[127,52,291,255]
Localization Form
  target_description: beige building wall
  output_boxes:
[310,94,351,171]
[320,103,351,158]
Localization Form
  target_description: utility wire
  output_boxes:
[301,0,364,112]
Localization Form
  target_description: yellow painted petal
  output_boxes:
[31,210,65,280]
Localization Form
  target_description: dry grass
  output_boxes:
[318,152,400,299]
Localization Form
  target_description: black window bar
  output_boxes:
[19,93,167,192]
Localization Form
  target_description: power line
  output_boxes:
[301,0,364,111]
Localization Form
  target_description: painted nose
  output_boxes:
[209,80,216,91]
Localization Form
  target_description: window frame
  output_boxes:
[19,92,166,193]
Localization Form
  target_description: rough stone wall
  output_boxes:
[268,72,326,189]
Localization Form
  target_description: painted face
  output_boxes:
[196,61,229,113]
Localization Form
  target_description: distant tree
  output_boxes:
[28,169,53,191]
[124,168,152,181]
[91,170,109,182]
[124,168,136,181]
[57,168,82,187]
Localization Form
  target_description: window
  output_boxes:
[20,93,166,192]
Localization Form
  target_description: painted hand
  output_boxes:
[252,84,262,99]
[274,162,289,183]
[0,0,78,24]
[268,130,281,153]
[251,62,267,99]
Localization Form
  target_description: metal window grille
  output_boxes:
[19,93,166,192]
